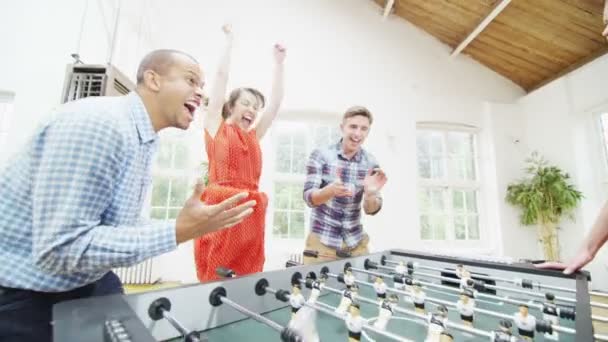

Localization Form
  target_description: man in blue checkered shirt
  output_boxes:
[0,50,255,342]
[302,106,387,264]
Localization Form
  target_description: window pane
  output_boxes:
[168,208,180,220]
[169,179,188,206]
[276,137,291,173]
[273,211,289,238]
[418,158,431,178]
[290,212,305,239]
[430,215,446,240]
[465,191,477,213]
[429,132,443,155]
[292,133,307,174]
[468,216,480,240]
[313,126,330,147]
[453,190,464,212]
[420,215,431,240]
[418,189,431,212]
[274,183,290,209]
[156,143,173,169]
[430,189,444,211]
[416,133,430,157]
[150,208,167,220]
[448,132,473,157]
[151,177,169,206]
[291,184,306,210]
[173,143,189,169]
[454,215,466,240]
[430,157,444,179]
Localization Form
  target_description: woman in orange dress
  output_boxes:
[194,25,286,281]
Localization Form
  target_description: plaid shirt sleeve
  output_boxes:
[303,149,325,208]
[31,116,176,275]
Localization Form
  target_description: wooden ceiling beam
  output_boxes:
[451,0,512,57]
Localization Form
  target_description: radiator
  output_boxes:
[113,259,155,285]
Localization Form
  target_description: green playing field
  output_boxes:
[172,283,575,341]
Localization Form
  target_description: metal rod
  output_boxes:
[342,271,574,335]
[219,296,284,333]
[320,280,492,338]
[383,257,575,293]
[591,291,608,298]
[268,285,412,342]
[593,315,608,323]
[161,309,200,342]
[596,333,608,341]
[591,301,608,310]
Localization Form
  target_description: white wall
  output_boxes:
[1,0,526,284]
[492,54,608,289]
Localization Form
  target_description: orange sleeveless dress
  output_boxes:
[194,122,268,281]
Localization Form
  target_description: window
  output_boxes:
[150,129,200,220]
[416,124,480,241]
[271,121,341,239]
[0,92,15,162]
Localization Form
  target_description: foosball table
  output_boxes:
[53,249,607,341]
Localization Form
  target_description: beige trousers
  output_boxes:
[302,233,370,265]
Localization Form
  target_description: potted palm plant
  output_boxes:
[505,152,583,261]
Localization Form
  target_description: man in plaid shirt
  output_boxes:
[302,106,387,264]
[0,50,255,342]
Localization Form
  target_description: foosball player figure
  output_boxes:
[373,276,387,301]
[542,292,559,340]
[455,264,467,279]
[411,281,427,314]
[373,294,399,330]
[456,289,476,327]
[439,331,454,342]
[307,275,326,304]
[490,319,520,342]
[345,303,364,342]
[513,304,536,341]
[395,260,407,276]
[425,304,449,342]
[344,268,356,290]
[289,284,306,320]
[336,283,359,315]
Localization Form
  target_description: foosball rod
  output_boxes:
[372,261,577,304]
[208,287,300,342]
[147,297,201,342]
[381,257,574,294]
[326,271,577,336]
[410,269,608,310]
[591,291,608,298]
[255,279,413,342]
[316,278,493,339]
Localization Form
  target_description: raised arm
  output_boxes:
[205,24,234,138]
[254,44,286,140]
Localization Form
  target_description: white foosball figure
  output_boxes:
[290,284,306,320]
[411,281,426,314]
[395,261,407,276]
[345,303,364,342]
[458,270,472,290]
[542,293,559,340]
[288,305,320,342]
[456,290,475,327]
[335,284,358,316]
[439,331,454,342]
[513,304,536,341]
[344,269,356,290]
[455,264,466,279]
[373,294,399,330]
[425,304,449,342]
[490,319,520,342]
[307,277,325,304]
[373,276,387,301]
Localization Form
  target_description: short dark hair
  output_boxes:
[222,87,266,119]
[136,49,198,85]
[343,106,373,125]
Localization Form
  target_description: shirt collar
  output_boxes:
[128,92,158,144]
[334,139,363,162]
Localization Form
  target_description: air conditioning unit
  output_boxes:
[61,63,134,103]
